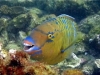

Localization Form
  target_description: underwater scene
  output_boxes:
[0,0,100,75]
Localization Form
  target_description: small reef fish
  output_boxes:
[23,14,79,65]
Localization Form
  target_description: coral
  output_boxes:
[0,50,58,75]
[62,69,84,75]
[65,53,85,68]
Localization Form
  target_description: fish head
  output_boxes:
[23,27,51,53]
[23,23,56,57]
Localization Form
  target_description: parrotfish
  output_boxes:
[23,14,78,65]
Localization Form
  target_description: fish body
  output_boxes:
[23,14,78,64]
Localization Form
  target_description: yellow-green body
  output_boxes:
[29,15,78,64]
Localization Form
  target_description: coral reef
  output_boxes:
[0,42,58,75]
[0,1,100,75]
[0,50,58,75]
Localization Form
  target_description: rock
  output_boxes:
[1,30,9,42]
[81,55,95,75]
[18,31,27,41]
[79,14,100,37]
[8,13,31,29]
[89,34,100,52]
[95,59,100,68]
[0,17,8,32]
[29,7,43,16]
[0,5,27,17]
[82,65,94,75]
[18,31,27,47]
[78,14,100,55]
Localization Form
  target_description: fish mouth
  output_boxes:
[23,43,34,52]
[23,43,42,55]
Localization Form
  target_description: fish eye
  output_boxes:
[48,34,52,39]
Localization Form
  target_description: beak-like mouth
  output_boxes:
[23,43,34,51]
[23,42,42,55]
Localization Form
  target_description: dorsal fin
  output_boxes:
[42,14,75,25]
[57,14,75,21]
